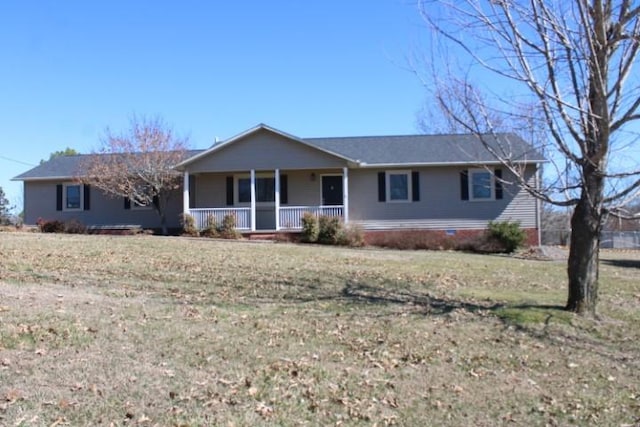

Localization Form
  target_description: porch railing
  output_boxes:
[189,208,251,231]
[279,205,344,230]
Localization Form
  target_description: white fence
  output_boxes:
[543,229,640,249]
[601,231,640,249]
[188,206,344,232]
[189,208,251,231]
[279,206,344,230]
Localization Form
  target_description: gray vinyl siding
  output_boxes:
[349,166,537,230]
[24,165,538,232]
[192,173,227,207]
[191,166,538,231]
[187,129,348,173]
[284,170,321,205]
[23,180,183,229]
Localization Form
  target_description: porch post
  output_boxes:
[182,171,190,216]
[274,169,280,231]
[343,167,349,223]
[250,169,256,231]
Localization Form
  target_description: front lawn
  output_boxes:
[0,233,638,425]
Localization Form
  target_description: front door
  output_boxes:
[322,175,343,206]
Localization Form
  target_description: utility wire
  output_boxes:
[0,155,36,167]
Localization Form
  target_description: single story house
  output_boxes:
[13,124,545,244]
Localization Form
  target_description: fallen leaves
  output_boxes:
[255,402,274,418]
[2,389,23,404]
[0,234,639,425]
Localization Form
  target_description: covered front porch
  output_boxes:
[181,168,349,232]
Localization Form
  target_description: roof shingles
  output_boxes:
[13,128,543,181]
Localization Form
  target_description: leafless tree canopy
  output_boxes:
[80,115,189,234]
[417,0,640,314]
[419,0,640,210]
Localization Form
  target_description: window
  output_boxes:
[238,178,251,203]
[64,184,82,210]
[237,176,275,203]
[469,168,494,200]
[386,170,411,202]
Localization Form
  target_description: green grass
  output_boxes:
[0,232,639,426]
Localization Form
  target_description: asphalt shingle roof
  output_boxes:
[13,129,544,180]
[305,133,545,165]
[13,150,205,181]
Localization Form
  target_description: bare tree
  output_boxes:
[81,116,189,235]
[0,186,13,225]
[418,0,640,315]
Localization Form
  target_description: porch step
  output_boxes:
[246,233,278,241]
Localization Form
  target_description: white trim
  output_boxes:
[385,170,412,203]
[235,172,276,206]
[343,167,349,223]
[535,164,542,245]
[357,160,546,168]
[62,183,83,211]
[468,167,495,202]
[250,169,256,231]
[183,171,189,215]
[275,169,280,231]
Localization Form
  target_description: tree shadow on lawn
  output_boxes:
[272,277,505,317]
[272,277,566,320]
[330,282,636,365]
[339,281,569,325]
[601,258,640,269]
[250,277,634,364]
[338,280,503,315]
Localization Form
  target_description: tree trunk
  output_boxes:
[152,192,169,236]
[566,174,603,315]
[156,208,168,236]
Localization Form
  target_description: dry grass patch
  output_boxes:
[0,233,639,425]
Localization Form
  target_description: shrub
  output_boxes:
[180,213,198,237]
[218,214,240,239]
[457,234,506,254]
[487,220,526,253]
[365,230,457,250]
[64,219,87,234]
[317,215,342,245]
[200,215,219,238]
[300,212,319,243]
[337,224,365,247]
[37,218,65,233]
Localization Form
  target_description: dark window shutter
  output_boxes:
[152,195,159,209]
[280,174,288,204]
[226,176,234,206]
[378,172,386,202]
[83,185,91,210]
[188,175,196,208]
[124,197,131,210]
[460,170,469,200]
[495,169,503,199]
[56,184,63,211]
[412,171,420,202]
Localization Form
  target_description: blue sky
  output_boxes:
[0,0,427,208]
